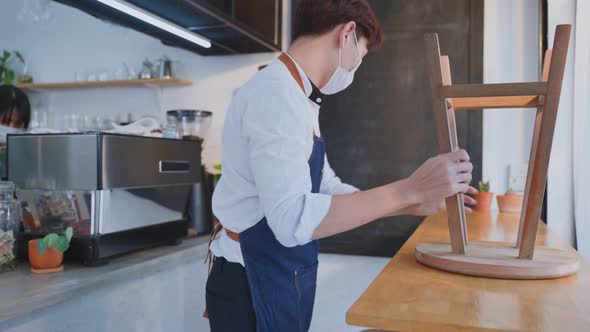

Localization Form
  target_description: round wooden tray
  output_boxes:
[415,241,581,280]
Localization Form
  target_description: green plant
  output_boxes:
[36,227,73,255]
[213,164,222,183]
[0,50,25,85]
[478,180,490,193]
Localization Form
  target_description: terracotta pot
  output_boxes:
[497,194,524,214]
[28,239,63,270]
[474,192,494,211]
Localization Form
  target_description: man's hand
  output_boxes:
[402,186,478,216]
[405,149,473,203]
[312,149,477,240]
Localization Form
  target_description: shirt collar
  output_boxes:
[283,53,325,107]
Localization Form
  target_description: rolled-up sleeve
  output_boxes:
[244,84,333,247]
[320,157,359,195]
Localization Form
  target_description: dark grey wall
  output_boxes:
[293,0,484,256]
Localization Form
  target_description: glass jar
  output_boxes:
[0,181,21,272]
[162,113,181,139]
[166,110,212,141]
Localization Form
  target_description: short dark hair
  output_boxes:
[0,85,31,128]
[293,0,383,51]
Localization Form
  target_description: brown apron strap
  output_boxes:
[278,52,306,95]
[203,222,222,318]
[225,229,240,242]
[204,223,222,272]
[279,52,317,139]
[203,223,240,318]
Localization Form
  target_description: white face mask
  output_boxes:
[0,125,22,144]
[321,30,362,95]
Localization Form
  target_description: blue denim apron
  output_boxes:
[239,135,325,332]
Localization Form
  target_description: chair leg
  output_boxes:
[441,56,468,244]
[517,107,543,248]
[518,25,571,259]
[425,35,466,254]
[517,50,553,248]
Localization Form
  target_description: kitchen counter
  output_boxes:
[347,212,590,331]
[0,236,209,328]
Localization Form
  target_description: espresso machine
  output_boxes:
[8,132,200,265]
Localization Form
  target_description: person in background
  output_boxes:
[0,85,30,179]
[0,85,30,143]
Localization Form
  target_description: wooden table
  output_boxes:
[346,212,590,331]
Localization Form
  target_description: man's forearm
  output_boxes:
[311,179,417,240]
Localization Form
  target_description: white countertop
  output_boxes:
[0,236,209,323]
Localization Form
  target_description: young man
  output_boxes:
[206,1,477,331]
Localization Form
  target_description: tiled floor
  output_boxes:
[312,253,390,331]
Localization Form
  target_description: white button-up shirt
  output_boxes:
[210,54,358,265]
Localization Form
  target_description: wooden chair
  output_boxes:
[415,25,581,279]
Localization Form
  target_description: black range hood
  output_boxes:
[56,0,282,55]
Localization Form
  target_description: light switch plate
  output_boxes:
[508,163,528,194]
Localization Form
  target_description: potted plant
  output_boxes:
[0,50,31,85]
[497,189,524,214]
[28,227,73,274]
[212,164,222,185]
[473,180,494,212]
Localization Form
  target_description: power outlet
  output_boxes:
[508,164,528,194]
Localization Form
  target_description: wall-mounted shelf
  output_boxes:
[17,78,192,91]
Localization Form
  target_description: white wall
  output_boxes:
[0,1,281,167]
[483,0,540,208]
[484,0,581,248]
[572,0,590,257]
[546,0,577,248]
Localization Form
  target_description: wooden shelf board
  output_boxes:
[17,78,192,90]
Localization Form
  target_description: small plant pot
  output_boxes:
[497,194,524,214]
[474,192,494,211]
[28,239,63,274]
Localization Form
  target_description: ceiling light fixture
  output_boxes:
[96,0,211,48]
